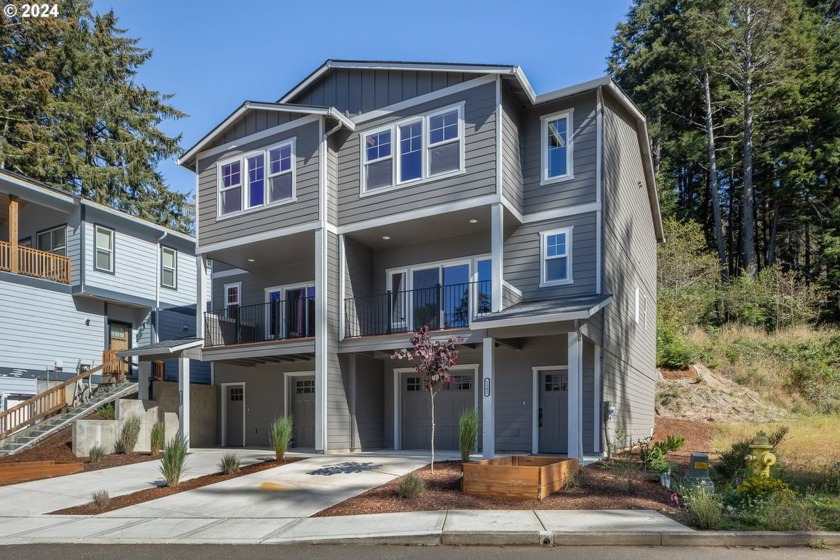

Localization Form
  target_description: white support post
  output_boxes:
[482,337,495,459]
[491,203,504,312]
[196,256,206,340]
[314,228,327,453]
[178,356,190,451]
[567,331,582,460]
[593,343,602,454]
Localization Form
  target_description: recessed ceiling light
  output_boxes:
[247,258,255,263]
[469,219,478,224]
[382,236,391,240]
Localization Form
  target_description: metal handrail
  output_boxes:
[204,296,316,347]
[344,280,491,338]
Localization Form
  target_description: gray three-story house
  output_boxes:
[178,61,663,459]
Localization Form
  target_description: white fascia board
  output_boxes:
[117,339,203,358]
[469,296,612,330]
[0,171,78,209]
[196,220,320,255]
[511,66,537,104]
[534,76,612,106]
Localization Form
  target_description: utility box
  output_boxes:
[684,452,715,493]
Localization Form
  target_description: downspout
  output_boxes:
[155,231,168,344]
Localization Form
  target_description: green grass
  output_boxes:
[159,433,188,487]
[270,416,293,461]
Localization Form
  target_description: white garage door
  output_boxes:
[401,371,475,450]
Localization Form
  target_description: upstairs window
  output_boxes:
[94,226,114,273]
[224,282,241,315]
[218,139,295,217]
[541,110,574,184]
[36,225,66,256]
[540,227,573,286]
[161,246,177,289]
[361,102,464,194]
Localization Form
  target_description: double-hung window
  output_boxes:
[218,138,296,217]
[540,227,573,286]
[362,102,464,193]
[224,282,241,317]
[161,246,177,289]
[36,225,66,256]
[540,110,574,184]
[94,225,115,273]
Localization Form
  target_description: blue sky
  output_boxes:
[90,0,633,196]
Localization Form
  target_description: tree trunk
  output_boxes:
[703,72,727,279]
[741,6,758,278]
[429,388,436,473]
[766,198,780,267]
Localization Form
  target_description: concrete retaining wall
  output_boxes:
[152,381,218,448]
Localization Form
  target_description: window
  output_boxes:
[94,226,114,273]
[540,227,573,286]
[161,247,177,289]
[540,110,574,184]
[218,139,295,216]
[296,379,315,394]
[545,373,568,392]
[36,225,66,256]
[406,377,422,392]
[229,387,243,401]
[361,102,464,193]
[224,282,241,315]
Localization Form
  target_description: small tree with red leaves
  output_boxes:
[392,325,463,472]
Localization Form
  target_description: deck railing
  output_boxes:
[204,296,316,347]
[0,241,71,284]
[0,364,104,439]
[344,280,492,338]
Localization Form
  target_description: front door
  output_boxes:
[225,385,245,447]
[538,369,568,454]
[291,377,316,448]
[108,321,131,378]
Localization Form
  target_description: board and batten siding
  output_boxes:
[336,81,498,226]
[196,120,321,249]
[207,110,304,150]
[289,69,471,117]
[503,213,598,301]
[521,92,598,215]
[501,85,524,214]
[600,93,658,445]
[0,280,104,372]
[83,222,196,308]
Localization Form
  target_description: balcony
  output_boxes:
[204,296,315,347]
[0,241,71,284]
[344,280,491,338]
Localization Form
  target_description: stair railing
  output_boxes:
[0,363,104,440]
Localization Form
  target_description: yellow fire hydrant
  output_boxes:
[745,432,777,478]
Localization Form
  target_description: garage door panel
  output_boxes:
[401,372,475,450]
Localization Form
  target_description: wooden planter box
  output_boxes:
[462,456,579,500]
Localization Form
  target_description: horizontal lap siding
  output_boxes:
[292,69,470,117]
[503,212,598,300]
[501,86,524,214]
[209,110,301,149]
[0,281,104,371]
[197,121,321,248]
[353,354,384,449]
[84,223,159,302]
[337,82,497,226]
[600,94,658,447]
[327,136,339,226]
[522,93,598,213]
[326,231,351,450]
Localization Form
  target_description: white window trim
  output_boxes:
[540,109,574,186]
[160,246,177,289]
[264,282,315,339]
[223,282,241,313]
[216,138,297,220]
[93,225,115,273]
[360,101,466,197]
[539,226,573,287]
[36,225,67,256]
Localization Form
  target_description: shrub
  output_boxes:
[751,494,821,531]
[150,421,165,455]
[659,434,685,453]
[114,416,141,454]
[731,476,795,509]
[657,325,696,369]
[160,433,188,487]
[714,427,788,487]
[396,473,426,499]
[88,445,106,464]
[219,452,241,475]
[98,403,115,419]
[458,408,479,462]
[90,490,110,510]
[270,416,294,461]
[684,489,722,529]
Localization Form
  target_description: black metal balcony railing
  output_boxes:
[344,280,491,338]
[204,296,315,347]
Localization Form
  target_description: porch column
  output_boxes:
[178,356,190,450]
[8,194,19,273]
[138,362,150,401]
[491,203,503,312]
[196,256,207,340]
[313,228,327,452]
[567,331,583,459]
[482,337,495,459]
[593,343,602,454]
